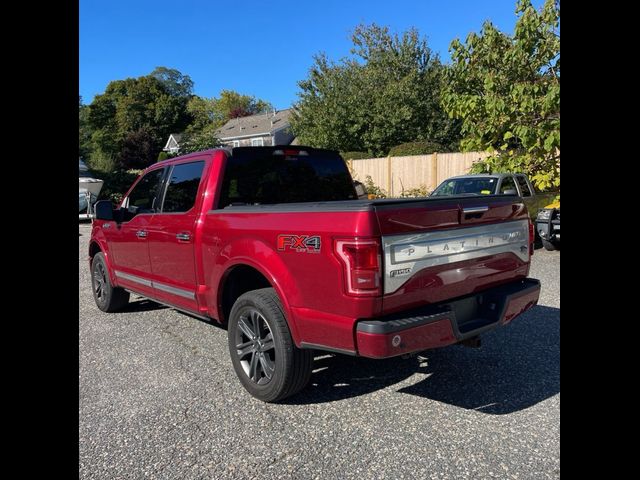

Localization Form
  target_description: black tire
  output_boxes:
[91,252,130,312]
[228,288,313,402]
[542,239,558,251]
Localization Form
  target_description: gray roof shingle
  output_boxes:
[215,109,292,140]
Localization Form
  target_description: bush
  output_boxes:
[399,185,430,198]
[364,175,387,198]
[157,151,169,162]
[340,151,371,160]
[388,141,444,157]
[86,148,116,174]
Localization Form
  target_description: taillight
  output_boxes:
[529,219,535,256]
[335,239,382,296]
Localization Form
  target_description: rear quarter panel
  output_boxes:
[200,209,383,348]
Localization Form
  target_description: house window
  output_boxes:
[251,138,264,147]
[233,141,240,147]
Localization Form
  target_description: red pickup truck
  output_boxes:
[89,146,540,402]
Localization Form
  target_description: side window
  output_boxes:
[516,175,532,197]
[500,176,517,194]
[161,161,205,213]
[125,168,165,219]
[433,180,455,196]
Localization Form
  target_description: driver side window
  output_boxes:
[123,168,165,221]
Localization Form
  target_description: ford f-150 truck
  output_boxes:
[89,146,541,402]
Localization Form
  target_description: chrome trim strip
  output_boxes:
[381,219,530,294]
[463,206,489,214]
[152,281,195,299]
[115,270,153,287]
[114,270,195,299]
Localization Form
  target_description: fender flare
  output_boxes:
[213,239,303,345]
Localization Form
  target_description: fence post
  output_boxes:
[387,155,392,196]
[430,152,438,191]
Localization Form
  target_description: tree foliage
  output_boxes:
[441,0,560,191]
[215,90,272,121]
[340,151,371,160]
[181,90,272,153]
[79,96,93,161]
[85,68,194,171]
[291,24,461,157]
[180,125,221,154]
[388,141,444,156]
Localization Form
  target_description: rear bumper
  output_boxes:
[355,278,541,359]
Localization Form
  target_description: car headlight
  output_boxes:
[537,209,552,221]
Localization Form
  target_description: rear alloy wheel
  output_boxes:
[91,252,130,312]
[235,308,276,385]
[228,288,313,402]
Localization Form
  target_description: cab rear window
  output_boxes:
[218,147,357,207]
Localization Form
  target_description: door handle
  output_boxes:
[136,230,147,238]
[463,206,489,214]
[176,232,191,242]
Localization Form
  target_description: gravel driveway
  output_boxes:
[79,222,559,479]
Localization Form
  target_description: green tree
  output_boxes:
[180,90,271,154]
[441,0,560,191]
[79,96,93,161]
[86,68,194,170]
[186,96,218,132]
[291,24,460,156]
[150,66,194,98]
[180,125,221,154]
[214,89,272,121]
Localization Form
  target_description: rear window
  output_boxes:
[516,175,532,197]
[431,177,498,196]
[218,147,357,207]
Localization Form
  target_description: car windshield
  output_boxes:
[431,177,498,196]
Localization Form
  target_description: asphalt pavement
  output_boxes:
[79,222,560,479]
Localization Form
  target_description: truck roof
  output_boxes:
[444,173,524,180]
[154,145,330,167]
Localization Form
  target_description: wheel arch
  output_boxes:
[217,260,302,346]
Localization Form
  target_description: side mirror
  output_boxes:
[503,189,518,195]
[94,200,114,221]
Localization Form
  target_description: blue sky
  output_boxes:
[80,0,543,109]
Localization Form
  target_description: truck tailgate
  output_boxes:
[372,195,531,314]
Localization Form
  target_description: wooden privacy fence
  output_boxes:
[347,151,492,197]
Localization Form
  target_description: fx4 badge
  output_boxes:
[277,235,321,253]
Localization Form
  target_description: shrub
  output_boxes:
[364,175,387,198]
[157,151,169,162]
[388,141,444,157]
[86,148,116,174]
[340,151,371,160]
[399,185,430,198]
